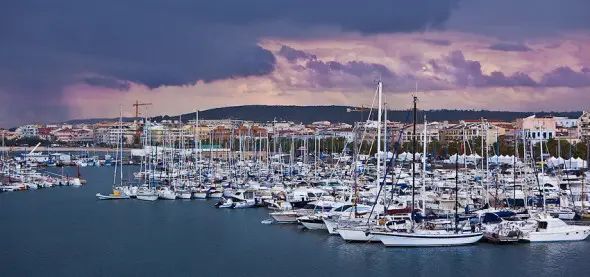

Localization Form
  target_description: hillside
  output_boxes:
[66,105,583,125]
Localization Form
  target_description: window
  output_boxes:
[538,221,548,229]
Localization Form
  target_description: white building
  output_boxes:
[554,117,577,128]
[16,125,39,138]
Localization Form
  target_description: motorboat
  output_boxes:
[96,189,130,200]
[520,213,590,242]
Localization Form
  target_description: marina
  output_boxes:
[3,84,590,253]
[1,166,590,277]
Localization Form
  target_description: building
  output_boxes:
[52,128,94,144]
[515,115,556,143]
[554,116,577,128]
[577,111,590,141]
[37,127,57,141]
[556,127,580,144]
[439,121,504,146]
[16,125,39,138]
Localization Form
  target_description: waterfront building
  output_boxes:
[16,125,39,138]
[515,115,556,143]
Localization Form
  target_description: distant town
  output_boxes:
[3,111,590,158]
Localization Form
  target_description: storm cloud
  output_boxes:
[489,42,532,52]
[0,0,460,125]
[1,0,590,126]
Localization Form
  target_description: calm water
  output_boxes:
[1,167,590,277]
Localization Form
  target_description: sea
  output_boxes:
[1,166,589,277]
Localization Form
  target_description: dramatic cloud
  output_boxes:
[1,0,590,126]
[277,46,317,63]
[83,77,131,91]
[0,0,460,126]
[489,42,531,52]
[447,0,590,38]
[421,39,453,46]
[540,67,590,88]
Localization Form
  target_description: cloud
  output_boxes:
[433,50,537,87]
[421,39,453,46]
[489,42,531,52]
[277,45,317,63]
[304,60,394,89]
[0,0,460,126]
[83,76,131,91]
[540,66,590,87]
[447,0,590,38]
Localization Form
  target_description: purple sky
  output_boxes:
[1,0,590,126]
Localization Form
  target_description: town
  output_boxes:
[3,110,590,161]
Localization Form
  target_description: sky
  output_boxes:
[1,0,590,127]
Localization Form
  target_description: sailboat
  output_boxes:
[137,117,158,201]
[96,104,130,200]
[370,95,483,247]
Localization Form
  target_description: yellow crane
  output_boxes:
[132,101,152,137]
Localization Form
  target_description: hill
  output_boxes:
[66,105,583,125]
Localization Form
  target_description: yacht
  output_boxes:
[157,187,177,200]
[136,185,158,201]
[520,213,590,242]
[370,221,483,247]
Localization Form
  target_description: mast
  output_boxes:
[455,148,459,233]
[376,81,383,194]
[422,115,427,211]
[411,95,417,223]
[119,104,123,187]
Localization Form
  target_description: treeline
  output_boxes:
[153,106,583,125]
[65,105,583,125]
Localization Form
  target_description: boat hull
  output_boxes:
[299,219,327,230]
[96,193,130,200]
[193,192,208,199]
[522,228,590,242]
[269,212,299,223]
[208,192,223,198]
[372,232,483,247]
[337,228,381,242]
[178,193,192,199]
[136,194,158,201]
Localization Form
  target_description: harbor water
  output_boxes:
[1,167,590,277]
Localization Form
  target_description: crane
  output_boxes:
[132,101,152,137]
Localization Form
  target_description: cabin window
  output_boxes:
[538,221,548,229]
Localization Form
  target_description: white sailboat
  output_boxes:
[96,105,130,201]
[371,94,482,247]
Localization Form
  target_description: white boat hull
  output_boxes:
[178,193,192,199]
[337,228,381,242]
[522,228,590,242]
[372,231,483,247]
[96,193,130,200]
[193,192,208,199]
[323,219,340,235]
[158,193,176,200]
[208,192,223,198]
[300,221,327,230]
[270,212,299,223]
[136,194,158,201]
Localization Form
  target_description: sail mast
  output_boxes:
[411,95,417,223]
[376,81,382,194]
